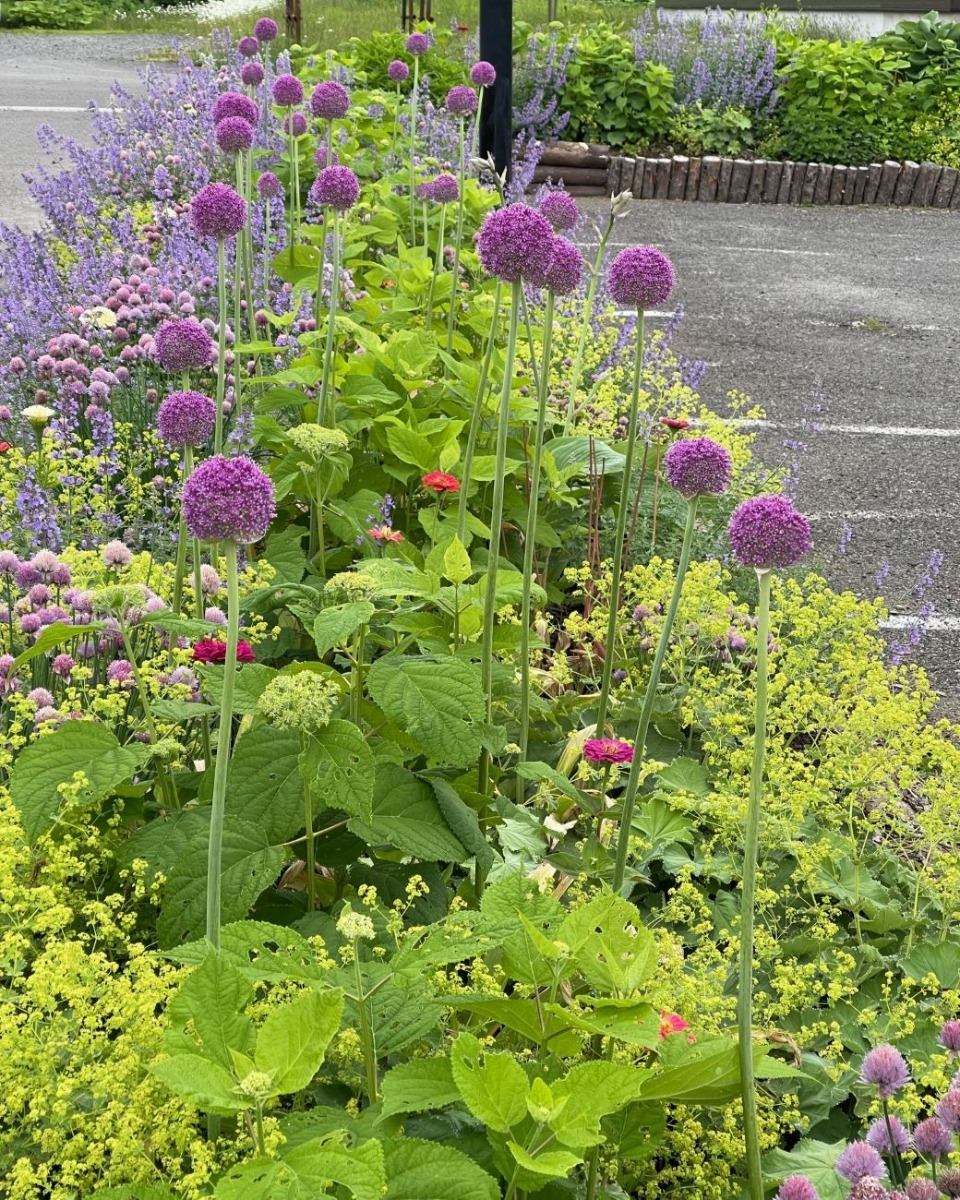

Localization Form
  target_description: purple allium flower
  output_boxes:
[254,16,279,40]
[238,35,260,58]
[938,1091,960,1132]
[200,564,221,594]
[415,180,435,200]
[850,1183,891,1200]
[107,659,133,685]
[907,1181,942,1200]
[539,189,579,232]
[28,687,54,708]
[665,437,733,499]
[241,61,265,87]
[543,236,584,295]
[866,1114,911,1154]
[157,391,216,448]
[607,246,676,310]
[388,59,410,82]
[836,1142,886,1184]
[0,551,19,577]
[431,173,459,203]
[310,80,351,119]
[470,60,497,87]
[183,455,276,544]
[446,84,478,116]
[476,203,554,284]
[215,116,255,154]
[51,654,74,678]
[314,145,339,170]
[283,111,307,136]
[155,319,214,374]
[212,91,258,126]
[102,540,132,569]
[774,1177,819,1200]
[913,1117,953,1158]
[34,707,59,725]
[938,1169,960,1198]
[272,73,304,107]
[310,165,360,211]
[190,182,247,241]
[728,495,812,570]
[941,1022,960,1053]
[405,32,429,54]
[257,171,284,200]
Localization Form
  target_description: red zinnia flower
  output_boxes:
[583,738,634,765]
[660,418,690,432]
[193,637,256,664]
[370,525,404,542]
[422,471,461,494]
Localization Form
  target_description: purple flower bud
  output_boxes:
[774,1177,819,1200]
[155,318,214,373]
[405,32,429,54]
[272,73,304,107]
[238,35,260,57]
[157,391,216,448]
[607,245,675,311]
[728,494,812,570]
[835,1142,886,1183]
[183,455,276,544]
[51,654,74,678]
[212,91,258,126]
[310,80,350,119]
[539,190,579,232]
[254,16,278,40]
[241,61,265,87]
[476,203,554,285]
[866,1114,911,1153]
[470,60,496,87]
[542,236,584,296]
[283,111,307,136]
[938,1090,960,1132]
[387,59,410,82]
[190,182,247,241]
[445,84,478,116]
[310,165,360,211]
[431,173,459,204]
[941,1021,960,1053]
[216,116,255,153]
[913,1117,953,1158]
[257,171,283,200]
[665,437,733,499]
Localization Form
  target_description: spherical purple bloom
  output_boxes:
[272,73,304,107]
[257,171,284,200]
[154,318,213,373]
[866,1114,911,1154]
[241,61,265,87]
[470,60,496,87]
[938,1169,960,1199]
[238,35,260,58]
[907,1181,942,1200]
[941,1021,960,1053]
[431,173,459,204]
[215,115,255,154]
[387,59,410,82]
[728,495,813,571]
[190,182,247,240]
[542,236,584,296]
[405,32,429,55]
[310,80,350,119]
[183,455,276,544]
[937,1090,960,1132]
[254,16,278,40]
[476,203,554,285]
[445,84,478,116]
[774,1177,819,1200]
[314,145,339,170]
[913,1117,953,1158]
[836,1142,886,1184]
[607,245,675,310]
[157,391,216,448]
[310,165,360,211]
[665,437,733,499]
[212,91,258,126]
[283,111,307,136]
[415,180,435,201]
[539,190,579,232]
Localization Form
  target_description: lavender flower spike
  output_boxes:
[183,455,276,544]
[860,1044,912,1100]
[728,495,812,570]
[607,245,675,310]
[665,437,733,499]
[835,1142,886,1184]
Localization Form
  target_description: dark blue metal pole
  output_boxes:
[479,0,513,179]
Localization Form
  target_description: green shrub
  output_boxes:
[3,0,96,28]
[667,103,756,157]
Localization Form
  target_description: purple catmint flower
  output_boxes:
[216,116,255,154]
[941,1021,960,1053]
[543,236,583,295]
[212,91,258,126]
[272,73,304,107]
[774,1178,819,1200]
[191,183,247,240]
[431,173,459,203]
[283,112,307,136]
[238,35,260,58]
[257,171,283,199]
[241,62,265,87]
[607,246,676,310]
[913,1117,953,1158]
[728,495,812,570]
[405,33,429,55]
[155,318,214,373]
[445,85,478,116]
[937,1091,960,1131]
[388,59,410,82]
[866,1114,911,1153]
[835,1142,886,1184]
[476,203,554,285]
[665,437,733,499]
[102,540,132,569]
[183,455,276,544]
[539,189,578,231]
[310,80,350,119]
[470,60,496,87]
[157,391,216,448]
[310,166,360,211]
[254,16,278,40]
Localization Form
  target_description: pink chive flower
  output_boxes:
[941,1021,960,1053]
[102,540,132,569]
[860,1045,911,1100]
[865,1114,911,1153]
[835,1142,885,1183]
[937,1090,960,1132]
[913,1117,953,1159]
[774,1178,819,1200]
[583,738,633,765]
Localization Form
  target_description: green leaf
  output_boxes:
[10,620,104,671]
[149,1054,245,1113]
[383,1138,499,1200]
[639,1037,744,1105]
[214,1159,301,1200]
[366,657,485,766]
[313,602,375,656]
[902,941,960,987]
[196,663,278,715]
[10,721,150,844]
[547,436,625,475]
[283,1137,385,1200]
[450,1031,528,1133]
[442,536,472,584]
[348,763,468,861]
[301,719,375,822]
[427,776,495,870]
[557,892,656,996]
[449,996,581,1055]
[255,988,343,1095]
[153,699,218,722]
[550,1061,649,1149]
[379,1056,460,1119]
[514,760,583,805]
[272,244,322,287]
[169,921,327,985]
[480,872,563,935]
[264,525,307,585]
[763,1139,846,1200]
[92,1187,178,1200]
[226,725,304,843]
[656,756,710,796]
[383,424,436,470]
[506,1143,583,1178]
[167,952,254,1071]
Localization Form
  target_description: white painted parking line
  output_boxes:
[807,510,949,522]
[880,615,960,632]
[0,106,95,113]
[735,418,960,439]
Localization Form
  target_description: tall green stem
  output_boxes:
[445,124,467,353]
[205,541,240,949]
[562,214,614,435]
[408,57,420,244]
[300,730,316,913]
[611,497,699,892]
[425,201,447,326]
[594,310,645,736]
[353,952,379,1102]
[286,117,297,265]
[215,238,228,456]
[172,454,189,618]
[184,446,204,620]
[319,207,341,426]
[120,623,176,809]
[456,281,502,543]
[242,150,256,342]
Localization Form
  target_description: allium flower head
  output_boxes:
[200,564,221,594]
[193,637,255,664]
[387,59,410,82]
[938,1168,960,1198]
[156,390,216,448]
[314,145,339,170]
[583,738,633,765]
[470,60,496,87]
[272,73,304,107]
[254,16,278,40]
[311,166,360,211]
[183,455,276,544]
[191,182,247,240]
[937,1091,960,1132]
[446,84,478,115]
[154,318,213,373]
[215,115,255,153]
[907,1181,942,1200]
[476,203,554,285]
[310,80,350,119]
[539,190,579,232]
[665,437,733,499]
[607,245,675,310]
[287,423,350,461]
[415,180,435,200]
[860,1045,912,1099]
[257,171,284,199]
[941,1021,960,1053]
[284,112,307,136]
[257,672,340,733]
[774,1176,819,1200]
[241,61,265,86]
[728,495,812,570]
[238,35,260,57]
[913,1117,953,1158]
[543,236,584,295]
[212,91,258,126]
[422,471,460,493]
[405,32,429,54]
[102,540,132,568]
[835,1142,886,1183]
[849,1183,890,1200]
[430,173,459,204]
[866,1114,911,1153]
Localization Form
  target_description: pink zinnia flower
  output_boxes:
[422,471,460,494]
[370,525,404,543]
[583,738,633,765]
[193,638,255,664]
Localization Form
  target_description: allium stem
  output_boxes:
[286,119,297,266]
[470,86,484,161]
[883,1099,906,1186]
[172,454,189,619]
[319,207,341,426]
[232,225,244,422]
[263,201,272,303]
[183,446,204,620]
[444,122,467,354]
[562,212,614,436]
[205,540,240,949]
[120,623,176,810]
[409,57,420,245]
[456,280,503,543]
[390,83,401,164]
[594,310,645,736]
[520,289,541,401]
[299,730,316,913]
[426,202,447,327]
[737,565,772,1200]
[215,239,228,456]
[611,495,698,893]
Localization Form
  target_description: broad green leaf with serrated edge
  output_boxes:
[552,999,660,1048]
[427,777,494,869]
[656,756,710,796]
[255,989,343,1095]
[384,424,435,470]
[450,1031,528,1133]
[169,921,327,984]
[149,1054,245,1113]
[167,952,254,1071]
[264,525,307,585]
[379,1056,459,1119]
[301,720,374,822]
[225,726,303,843]
[448,997,581,1055]
[213,1159,301,1200]
[558,892,656,995]
[348,763,467,861]
[480,871,563,933]
[514,760,583,804]
[284,1137,385,1200]
[550,1062,649,1149]
[506,1143,583,1177]
[639,1037,744,1105]
[383,1138,499,1200]
[762,1140,846,1200]
[442,536,472,584]
[196,663,278,715]
[313,602,375,656]
[366,656,484,766]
